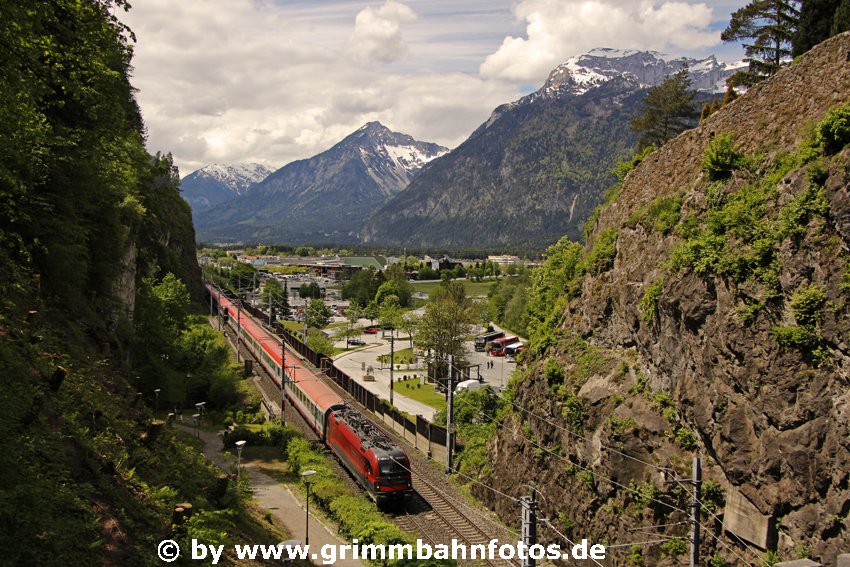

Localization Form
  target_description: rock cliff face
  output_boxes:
[479,34,850,564]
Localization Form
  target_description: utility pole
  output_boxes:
[236,300,242,363]
[690,457,702,567]
[446,354,455,474]
[521,491,538,567]
[280,335,286,426]
[667,456,702,566]
[389,333,395,407]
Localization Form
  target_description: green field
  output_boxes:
[411,279,496,298]
[394,377,447,411]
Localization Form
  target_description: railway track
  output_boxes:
[214,312,518,566]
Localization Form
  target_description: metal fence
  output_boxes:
[232,296,448,460]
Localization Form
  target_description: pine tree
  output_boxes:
[723,84,739,106]
[630,68,697,149]
[793,0,840,56]
[709,98,721,114]
[700,103,711,123]
[833,0,850,34]
[721,0,801,81]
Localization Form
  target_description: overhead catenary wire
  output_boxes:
[506,395,773,564]
[472,408,766,567]
[212,280,764,567]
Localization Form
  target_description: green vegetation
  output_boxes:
[0,2,298,561]
[660,538,687,556]
[416,281,478,372]
[702,133,746,181]
[721,0,799,82]
[411,279,495,298]
[485,269,530,334]
[286,436,453,566]
[394,378,447,412]
[584,228,619,275]
[630,69,697,149]
[639,279,665,323]
[816,102,850,154]
[627,193,684,234]
[378,347,417,365]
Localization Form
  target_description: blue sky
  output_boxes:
[121,0,749,174]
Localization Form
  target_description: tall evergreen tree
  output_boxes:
[793,0,840,56]
[833,0,850,34]
[721,0,800,82]
[630,68,697,150]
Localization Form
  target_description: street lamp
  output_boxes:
[234,440,246,477]
[153,388,161,416]
[301,470,317,546]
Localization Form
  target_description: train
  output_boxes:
[206,284,412,503]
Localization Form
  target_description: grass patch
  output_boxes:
[393,377,447,411]
[410,279,495,298]
[377,347,417,365]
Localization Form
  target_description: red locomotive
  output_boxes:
[208,284,412,502]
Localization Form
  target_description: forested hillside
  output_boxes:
[0,2,282,564]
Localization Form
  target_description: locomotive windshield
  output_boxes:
[379,459,406,476]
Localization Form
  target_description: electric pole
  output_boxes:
[446,354,455,474]
[521,490,538,567]
[280,335,286,426]
[389,333,395,407]
[236,300,242,363]
[667,456,702,566]
[690,456,702,567]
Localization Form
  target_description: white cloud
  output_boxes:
[119,0,744,175]
[351,1,418,63]
[480,0,720,82]
[120,0,521,174]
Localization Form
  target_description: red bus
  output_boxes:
[489,336,518,356]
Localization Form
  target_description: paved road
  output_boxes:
[329,321,520,421]
[177,425,364,567]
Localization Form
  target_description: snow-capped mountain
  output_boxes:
[181,163,272,216]
[541,48,744,97]
[364,48,741,249]
[195,122,447,244]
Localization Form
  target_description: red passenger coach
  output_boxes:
[205,283,412,502]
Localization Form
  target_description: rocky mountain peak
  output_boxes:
[188,163,272,194]
[180,162,272,217]
[342,121,448,171]
[194,123,448,244]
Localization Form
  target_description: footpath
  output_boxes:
[177,425,363,567]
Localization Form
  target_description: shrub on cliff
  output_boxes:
[816,103,850,154]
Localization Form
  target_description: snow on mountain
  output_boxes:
[180,163,272,216]
[479,48,746,132]
[194,122,448,244]
[187,163,272,194]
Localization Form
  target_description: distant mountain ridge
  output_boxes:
[362,49,743,249]
[181,163,272,217]
[195,122,447,245]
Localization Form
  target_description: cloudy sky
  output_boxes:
[120,0,748,175]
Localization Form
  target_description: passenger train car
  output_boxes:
[207,284,411,502]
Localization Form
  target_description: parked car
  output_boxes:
[363,326,378,334]
[347,338,366,346]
